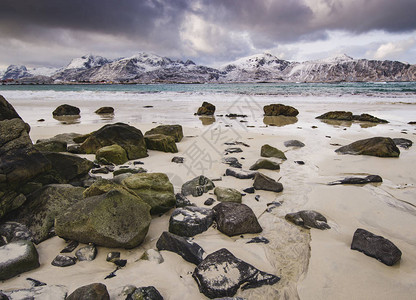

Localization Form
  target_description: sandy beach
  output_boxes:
[1,91,416,299]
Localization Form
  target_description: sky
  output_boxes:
[0,0,416,70]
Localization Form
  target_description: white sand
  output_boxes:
[1,95,416,299]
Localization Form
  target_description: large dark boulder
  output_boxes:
[169,206,214,237]
[95,144,128,165]
[193,248,280,299]
[316,111,353,121]
[181,175,215,197]
[263,104,299,117]
[0,240,40,280]
[145,124,183,142]
[11,184,85,244]
[253,173,283,192]
[196,102,216,116]
[144,134,178,153]
[79,123,148,159]
[0,95,21,121]
[351,228,402,266]
[55,189,151,248]
[66,283,110,300]
[156,231,205,265]
[285,210,330,230]
[122,173,176,214]
[52,104,80,116]
[335,137,400,157]
[213,202,262,236]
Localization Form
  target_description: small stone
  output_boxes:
[284,140,305,147]
[260,144,287,160]
[172,156,184,163]
[249,158,280,170]
[26,277,47,287]
[225,168,257,179]
[129,286,163,300]
[294,160,305,165]
[243,187,255,194]
[224,147,243,155]
[140,249,164,264]
[75,244,97,261]
[392,138,413,149]
[169,206,214,237]
[60,240,79,253]
[51,254,77,267]
[328,175,382,185]
[181,175,215,197]
[222,157,242,168]
[204,198,215,206]
[285,210,330,230]
[247,237,270,244]
[114,259,127,267]
[106,252,121,263]
[255,195,260,201]
[95,107,114,114]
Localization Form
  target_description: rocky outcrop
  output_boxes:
[213,202,262,236]
[95,144,128,165]
[328,175,382,185]
[52,104,80,116]
[156,231,205,265]
[181,175,215,197]
[193,248,280,299]
[335,137,400,157]
[79,123,148,159]
[145,124,183,142]
[285,210,330,230]
[169,206,214,237]
[122,173,176,214]
[253,173,283,192]
[55,189,151,248]
[249,158,280,170]
[0,95,21,121]
[316,111,353,121]
[263,104,299,117]
[214,187,242,203]
[196,102,216,115]
[145,134,178,153]
[66,283,110,300]
[0,240,40,280]
[351,228,402,266]
[260,144,287,160]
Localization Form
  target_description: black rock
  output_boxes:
[285,210,330,230]
[114,259,127,267]
[213,202,262,237]
[224,147,243,155]
[60,240,79,253]
[75,244,97,261]
[243,187,255,194]
[351,228,402,266]
[169,206,214,237]
[226,113,248,118]
[294,161,305,165]
[204,198,215,206]
[222,157,242,168]
[52,104,80,116]
[66,283,110,300]
[156,231,205,265]
[225,168,257,179]
[253,173,283,192]
[254,195,260,201]
[328,175,382,185]
[171,156,184,163]
[51,254,77,267]
[127,286,163,300]
[193,248,280,299]
[133,161,144,165]
[246,237,270,244]
[26,277,47,287]
[175,193,192,208]
[392,138,413,149]
[105,267,119,279]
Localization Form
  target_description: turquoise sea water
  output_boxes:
[1,82,416,97]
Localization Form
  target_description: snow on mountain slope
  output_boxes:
[65,54,110,70]
[2,65,31,80]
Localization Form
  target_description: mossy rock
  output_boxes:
[196,102,216,115]
[145,125,183,142]
[96,144,128,165]
[73,133,92,144]
[260,144,287,160]
[122,173,175,214]
[145,134,178,153]
[214,187,242,203]
[83,178,138,198]
[263,104,299,117]
[249,158,280,170]
[335,137,400,157]
[34,140,67,152]
[316,111,353,120]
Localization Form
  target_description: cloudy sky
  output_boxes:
[1,0,415,69]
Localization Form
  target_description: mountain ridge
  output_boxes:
[2,52,416,83]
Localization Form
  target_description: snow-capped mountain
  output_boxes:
[2,52,415,83]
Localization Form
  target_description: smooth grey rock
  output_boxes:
[156,231,204,265]
[249,159,280,171]
[351,228,402,266]
[328,175,382,185]
[285,210,330,230]
[225,168,257,179]
[284,140,305,147]
[214,187,242,203]
[253,173,283,192]
[181,175,215,197]
[75,244,97,261]
[51,254,77,267]
[169,206,214,237]
[193,248,280,299]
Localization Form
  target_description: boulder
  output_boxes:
[353,113,389,123]
[335,137,400,157]
[0,240,40,280]
[214,187,242,203]
[213,202,262,236]
[96,144,128,165]
[249,158,280,171]
[145,124,183,142]
[0,222,33,246]
[156,231,205,265]
[34,140,67,152]
[285,210,330,230]
[284,140,305,148]
[253,173,283,192]
[392,138,413,149]
[351,228,402,266]
[55,189,151,248]
[260,144,287,160]
[11,184,85,244]
[328,175,382,185]
[122,173,175,214]
[95,107,114,114]
[196,102,216,115]
[0,118,51,219]
[66,283,110,300]
[181,175,215,197]
[127,286,164,300]
[222,157,242,168]
[144,134,178,153]
[263,104,299,117]
[193,248,280,299]
[225,168,257,179]
[0,95,21,121]
[51,254,77,267]
[52,104,80,116]
[316,111,353,120]
[79,123,148,159]
[169,206,214,237]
